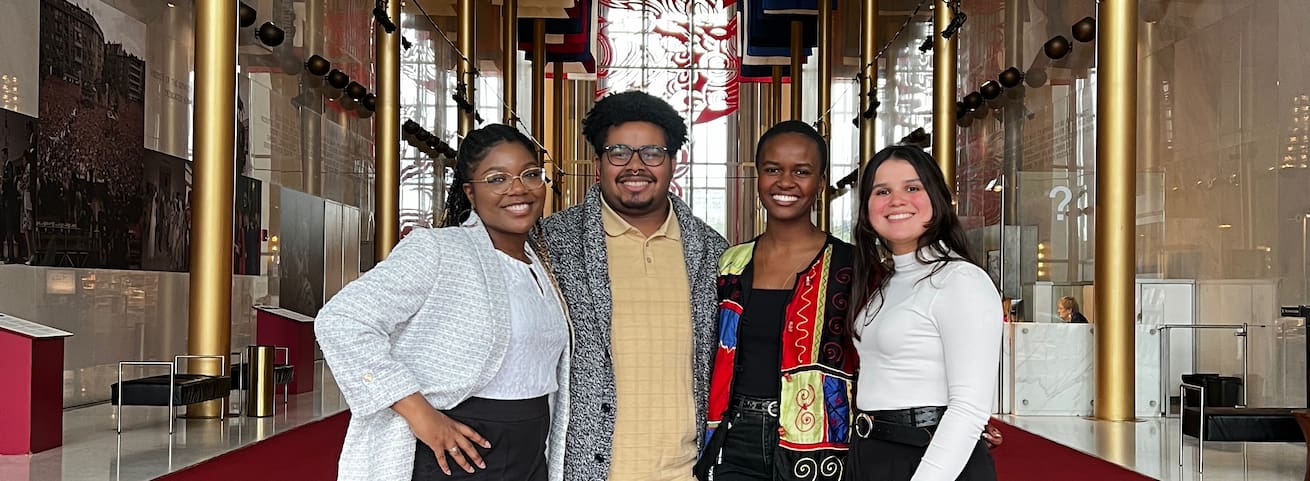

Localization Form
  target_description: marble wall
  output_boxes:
[1005,323,1161,417]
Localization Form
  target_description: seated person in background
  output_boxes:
[1058,296,1090,324]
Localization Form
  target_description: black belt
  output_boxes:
[730,395,780,417]
[853,406,947,447]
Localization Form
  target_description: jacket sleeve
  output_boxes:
[315,230,443,417]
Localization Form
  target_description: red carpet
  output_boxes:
[154,412,350,481]
[990,420,1156,481]
[154,413,1151,481]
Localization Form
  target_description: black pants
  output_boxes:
[412,396,549,481]
[709,405,779,481]
[845,434,995,481]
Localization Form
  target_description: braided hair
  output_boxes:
[439,123,540,228]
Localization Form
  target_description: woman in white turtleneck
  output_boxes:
[845,145,1003,481]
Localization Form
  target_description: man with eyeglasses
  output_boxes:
[541,91,728,481]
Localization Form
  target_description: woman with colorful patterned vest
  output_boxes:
[695,121,858,481]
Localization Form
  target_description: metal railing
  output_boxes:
[1154,323,1265,416]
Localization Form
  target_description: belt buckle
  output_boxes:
[766,401,779,417]
[854,413,873,438]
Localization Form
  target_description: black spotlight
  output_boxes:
[305,55,331,77]
[256,22,285,47]
[279,54,303,75]
[1072,17,1097,43]
[403,120,421,135]
[372,1,398,34]
[980,80,1002,100]
[958,114,974,128]
[963,92,984,111]
[998,67,1023,88]
[918,37,933,53]
[362,93,377,112]
[345,81,367,100]
[326,69,350,89]
[1043,35,1072,60]
[1025,68,1048,88]
[238,3,257,28]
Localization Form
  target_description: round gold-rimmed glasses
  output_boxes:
[465,167,548,194]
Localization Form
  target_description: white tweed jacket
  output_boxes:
[316,215,572,481]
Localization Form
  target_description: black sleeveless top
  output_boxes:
[731,288,792,398]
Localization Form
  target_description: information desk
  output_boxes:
[0,313,73,454]
[253,306,316,394]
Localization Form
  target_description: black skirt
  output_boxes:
[845,435,995,481]
[412,396,550,481]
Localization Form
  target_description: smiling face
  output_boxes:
[596,121,674,219]
[867,158,934,255]
[461,142,546,242]
[757,132,823,223]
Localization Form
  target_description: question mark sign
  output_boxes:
[1049,186,1072,221]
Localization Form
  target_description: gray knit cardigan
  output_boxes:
[541,184,728,481]
[316,216,572,481]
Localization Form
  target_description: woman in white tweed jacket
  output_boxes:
[316,124,571,481]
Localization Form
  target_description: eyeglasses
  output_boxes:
[465,167,548,194]
[602,144,671,167]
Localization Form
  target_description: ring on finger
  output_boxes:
[447,446,460,454]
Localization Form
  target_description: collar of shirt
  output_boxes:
[600,195,681,241]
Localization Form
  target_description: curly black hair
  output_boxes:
[581,91,688,156]
[440,123,539,227]
[755,120,829,178]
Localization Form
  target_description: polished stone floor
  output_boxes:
[1003,414,1307,481]
[5,366,1306,481]
[0,361,347,481]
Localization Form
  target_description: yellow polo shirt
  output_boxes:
[602,198,697,481]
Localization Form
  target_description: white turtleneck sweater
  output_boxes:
[853,247,1003,481]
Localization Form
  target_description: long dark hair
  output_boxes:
[849,145,975,336]
[439,123,539,227]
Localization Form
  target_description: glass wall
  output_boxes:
[949,0,1310,409]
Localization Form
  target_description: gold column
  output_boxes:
[552,62,564,163]
[1094,0,1138,422]
[771,66,783,126]
[816,0,832,230]
[374,0,400,260]
[457,0,476,135]
[817,1,832,138]
[859,0,876,164]
[932,0,957,192]
[790,20,804,119]
[187,0,236,418]
[532,20,554,213]
[1138,21,1161,270]
[301,0,323,195]
[1001,0,1021,221]
[502,0,518,124]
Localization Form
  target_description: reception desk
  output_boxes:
[0,314,73,454]
[1001,322,1160,417]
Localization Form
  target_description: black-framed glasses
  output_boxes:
[465,167,548,194]
[602,144,671,167]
